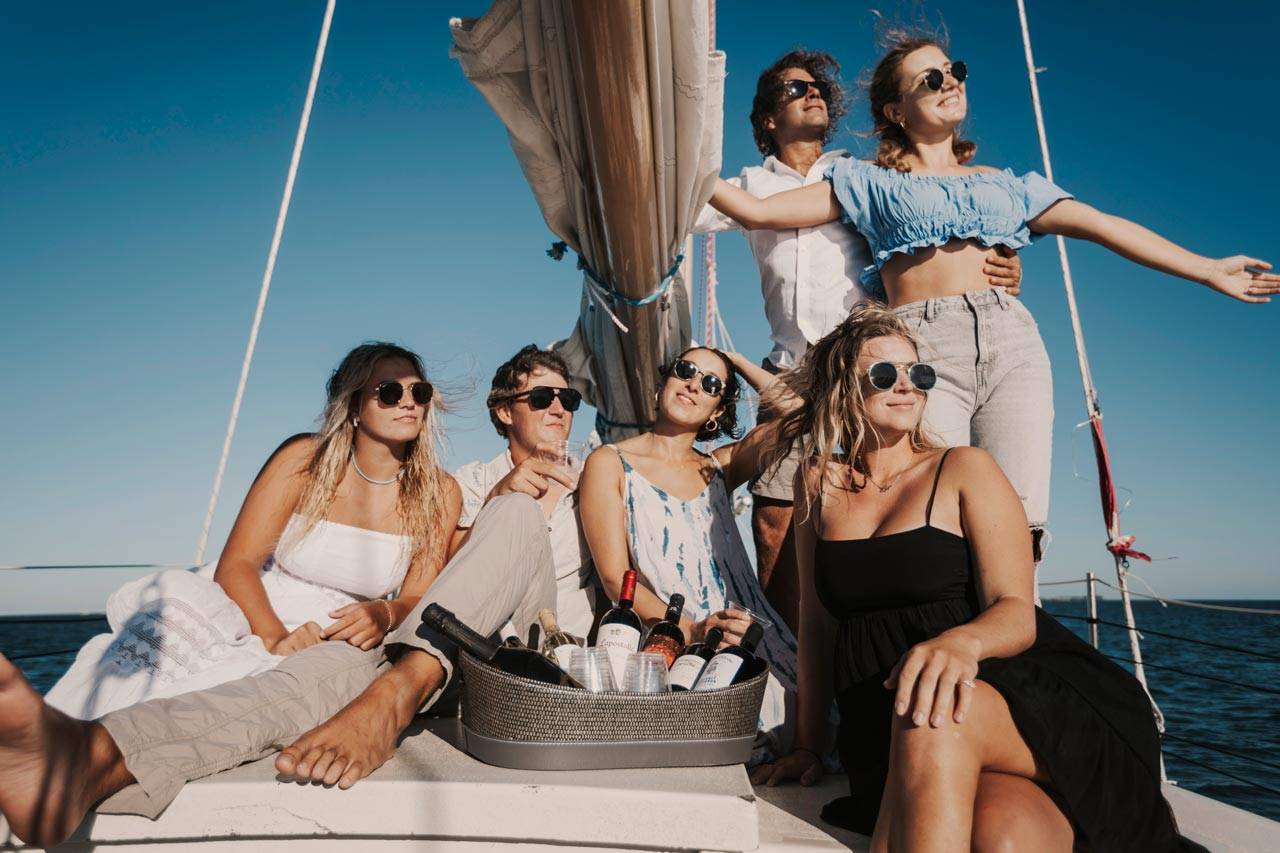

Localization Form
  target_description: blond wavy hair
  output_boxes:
[285,342,450,571]
[764,303,941,526]
[866,28,976,173]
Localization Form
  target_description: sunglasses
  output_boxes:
[781,78,832,103]
[375,380,434,406]
[669,358,726,397]
[508,386,583,412]
[864,361,937,392]
[915,61,967,93]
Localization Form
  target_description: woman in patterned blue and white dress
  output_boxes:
[579,346,801,759]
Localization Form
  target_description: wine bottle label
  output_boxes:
[642,633,681,668]
[668,653,707,690]
[597,623,641,685]
[693,654,744,691]
[551,644,575,671]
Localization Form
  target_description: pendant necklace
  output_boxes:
[352,454,402,486]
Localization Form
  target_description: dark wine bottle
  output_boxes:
[596,569,644,682]
[668,626,724,691]
[422,603,582,688]
[640,593,686,667]
[693,622,764,691]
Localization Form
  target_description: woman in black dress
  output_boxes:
[750,303,1200,851]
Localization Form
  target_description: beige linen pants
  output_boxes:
[96,494,557,818]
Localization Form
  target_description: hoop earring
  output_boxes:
[704,418,719,434]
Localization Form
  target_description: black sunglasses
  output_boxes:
[865,361,937,392]
[375,380,434,406]
[919,61,967,92]
[669,358,725,397]
[508,386,583,412]
[781,78,832,103]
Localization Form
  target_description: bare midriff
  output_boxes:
[880,239,1001,308]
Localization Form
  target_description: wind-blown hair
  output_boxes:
[764,303,940,524]
[287,342,450,569]
[750,49,849,158]
[659,346,742,443]
[866,26,976,173]
[485,344,572,438]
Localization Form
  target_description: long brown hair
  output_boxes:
[763,303,940,525]
[867,29,976,173]
[286,342,450,570]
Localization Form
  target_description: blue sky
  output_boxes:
[2,0,1277,613]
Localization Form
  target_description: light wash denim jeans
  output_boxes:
[893,288,1053,540]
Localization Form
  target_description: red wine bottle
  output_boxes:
[596,569,644,682]
[668,626,724,691]
[422,603,582,688]
[641,593,686,667]
[693,622,764,691]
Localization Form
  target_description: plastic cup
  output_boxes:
[622,652,671,694]
[725,599,774,634]
[551,439,591,474]
[567,647,617,693]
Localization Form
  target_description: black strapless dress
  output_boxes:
[814,451,1200,851]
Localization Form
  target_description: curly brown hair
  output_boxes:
[867,29,976,173]
[750,49,848,158]
[486,344,572,438]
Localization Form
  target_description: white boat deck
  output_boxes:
[2,718,1274,851]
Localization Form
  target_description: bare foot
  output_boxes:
[274,675,407,789]
[0,654,121,847]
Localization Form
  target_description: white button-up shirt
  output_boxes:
[453,451,596,637]
[696,149,873,368]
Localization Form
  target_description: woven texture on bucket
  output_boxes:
[459,652,768,743]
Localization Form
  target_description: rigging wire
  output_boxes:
[194,0,337,564]
[1162,749,1280,797]
[1092,578,1280,616]
[1044,612,1280,663]
[1100,654,1280,698]
[1162,733,1280,775]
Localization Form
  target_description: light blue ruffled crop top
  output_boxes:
[822,157,1072,290]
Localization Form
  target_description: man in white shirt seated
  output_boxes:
[451,344,597,638]
[695,49,1023,631]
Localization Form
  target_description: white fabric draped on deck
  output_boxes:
[449,0,725,439]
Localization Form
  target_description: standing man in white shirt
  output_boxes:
[450,345,597,638]
[697,50,1023,631]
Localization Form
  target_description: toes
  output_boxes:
[294,745,326,780]
[323,755,349,787]
[309,750,336,784]
[338,763,364,789]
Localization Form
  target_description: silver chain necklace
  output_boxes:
[351,454,402,486]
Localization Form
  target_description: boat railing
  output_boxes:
[1042,574,1280,801]
[3,566,1277,805]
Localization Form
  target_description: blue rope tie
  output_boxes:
[548,242,683,308]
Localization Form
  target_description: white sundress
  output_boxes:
[609,445,799,759]
[45,515,410,720]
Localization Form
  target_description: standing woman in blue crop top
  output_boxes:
[709,32,1279,559]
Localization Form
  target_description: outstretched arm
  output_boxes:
[709,177,841,231]
[1031,199,1280,303]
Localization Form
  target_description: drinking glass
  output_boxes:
[567,647,617,693]
[552,439,591,474]
[622,651,671,694]
[724,599,774,634]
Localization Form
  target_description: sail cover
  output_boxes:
[450,0,725,439]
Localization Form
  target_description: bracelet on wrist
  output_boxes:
[379,599,396,631]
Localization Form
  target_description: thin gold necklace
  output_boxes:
[857,459,906,494]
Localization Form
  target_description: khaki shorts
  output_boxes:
[749,359,800,503]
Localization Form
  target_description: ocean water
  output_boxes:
[2,600,1277,822]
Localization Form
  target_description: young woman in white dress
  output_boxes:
[46,342,461,719]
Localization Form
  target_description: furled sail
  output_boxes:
[450,0,725,439]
